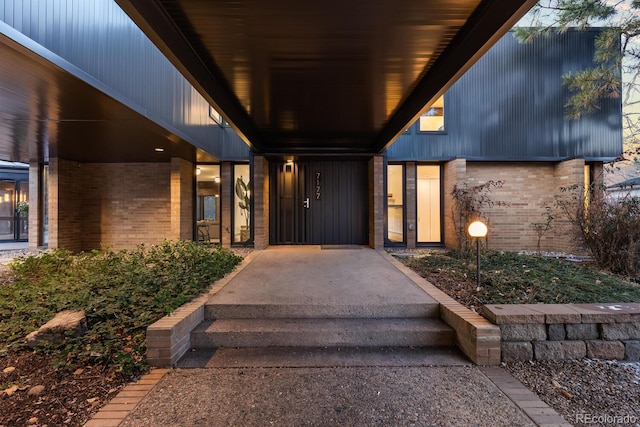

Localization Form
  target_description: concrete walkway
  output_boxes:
[87,246,570,427]
[209,245,439,308]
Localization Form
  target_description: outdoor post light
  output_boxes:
[468,220,488,288]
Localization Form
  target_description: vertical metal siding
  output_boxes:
[0,0,250,160]
[387,30,622,161]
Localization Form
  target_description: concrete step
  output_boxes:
[204,302,440,320]
[191,317,455,348]
[177,346,470,368]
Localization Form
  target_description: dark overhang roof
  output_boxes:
[116,0,537,155]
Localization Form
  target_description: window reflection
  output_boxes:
[419,95,445,132]
[196,164,221,244]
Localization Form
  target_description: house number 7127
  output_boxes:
[315,172,321,200]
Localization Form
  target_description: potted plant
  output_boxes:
[235,176,250,241]
[16,201,28,235]
[16,201,28,217]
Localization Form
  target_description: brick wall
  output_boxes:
[368,156,384,248]
[465,162,557,251]
[28,162,42,250]
[405,162,417,248]
[552,158,588,254]
[81,162,172,250]
[443,159,594,253]
[442,159,467,250]
[171,158,194,241]
[253,156,269,249]
[49,158,83,252]
[220,162,232,247]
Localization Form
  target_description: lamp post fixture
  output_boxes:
[468,220,488,288]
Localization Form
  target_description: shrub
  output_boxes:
[450,180,508,255]
[556,185,640,278]
[1,240,242,375]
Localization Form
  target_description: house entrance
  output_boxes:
[269,159,368,245]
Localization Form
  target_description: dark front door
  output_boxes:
[270,159,368,245]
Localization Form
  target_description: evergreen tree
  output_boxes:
[515,0,640,168]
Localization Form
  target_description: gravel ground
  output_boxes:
[505,359,640,427]
[121,366,536,427]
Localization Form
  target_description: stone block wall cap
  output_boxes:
[482,304,545,324]
[575,303,640,314]
[519,304,582,323]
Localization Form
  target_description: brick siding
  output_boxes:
[405,162,417,248]
[368,156,384,248]
[253,156,269,249]
[220,162,232,247]
[49,158,84,252]
[48,159,200,252]
[171,158,194,241]
[81,162,172,250]
[442,159,467,250]
[460,160,601,253]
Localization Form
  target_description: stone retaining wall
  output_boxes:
[482,303,640,363]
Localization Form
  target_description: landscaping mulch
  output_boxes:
[0,243,244,427]
[0,350,128,426]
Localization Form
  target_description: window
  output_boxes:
[196,164,221,243]
[387,164,404,243]
[208,105,223,126]
[417,165,441,243]
[419,95,444,132]
[233,164,251,243]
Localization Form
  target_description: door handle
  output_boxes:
[303,198,310,209]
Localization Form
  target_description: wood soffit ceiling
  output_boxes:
[116,0,537,155]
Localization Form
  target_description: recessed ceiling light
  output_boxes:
[155,148,165,152]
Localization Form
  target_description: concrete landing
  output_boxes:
[207,246,439,308]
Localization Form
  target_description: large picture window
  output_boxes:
[419,95,445,132]
[233,164,251,243]
[417,165,441,243]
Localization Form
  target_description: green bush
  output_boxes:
[0,240,242,375]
